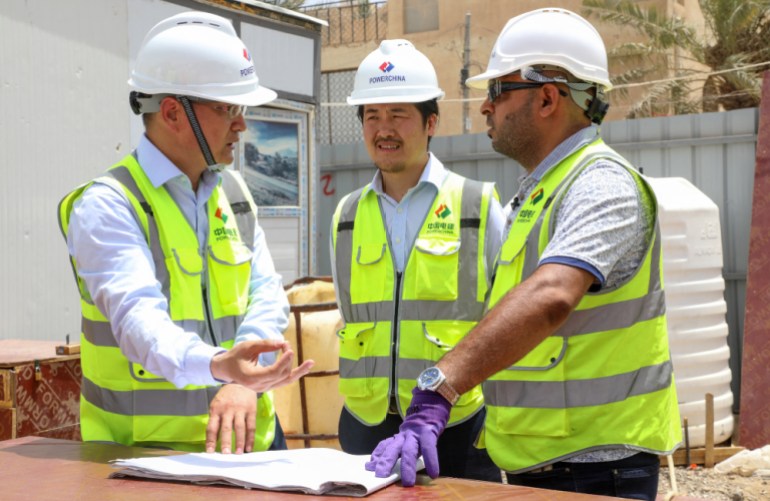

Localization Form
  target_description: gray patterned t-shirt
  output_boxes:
[503,125,654,463]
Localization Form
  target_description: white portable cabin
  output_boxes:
[0,0,325,342]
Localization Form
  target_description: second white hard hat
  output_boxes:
[128,11,276,108]
[347,39,445,105]
[466,8,612,91]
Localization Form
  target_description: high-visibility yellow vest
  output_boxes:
[483,138,681,473]
[332,172,497,425]
[58,154,276,452]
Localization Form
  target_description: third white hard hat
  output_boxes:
[347,39,445,105]
[466,8,612,91]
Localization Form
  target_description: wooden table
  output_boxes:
[0,436,705,500]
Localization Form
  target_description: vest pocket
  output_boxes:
[167,247,204,321]
[352,244,388,303]
[421,321,471,358]
[420,321,479,409]
[337,322,377,398]
[491,400,570,438]
[404,238,460,300]
[208,241,252,316]
[508,336,567,370]
[489,336,570,437]
[129,363,166,383]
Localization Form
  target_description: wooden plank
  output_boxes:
[704,393,715,468]
[740,70,770,449]
[55,344,80,356]
[0,340,67,366]
[0,408,16,440]
[0,369,12,407]
[661,446,745,467]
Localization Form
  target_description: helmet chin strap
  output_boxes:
[177,96,227,172]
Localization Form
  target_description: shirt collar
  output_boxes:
[136,134,218,189]
[363,152,447,198]
[529,124,601,182]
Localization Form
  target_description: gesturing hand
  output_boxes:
[364,388,451,487]
[210,339,314,393]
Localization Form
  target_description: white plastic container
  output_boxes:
[647,176,734,447]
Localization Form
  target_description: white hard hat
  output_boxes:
[347,39,445,105]
[466,8,612,91]
[128,11,276,109]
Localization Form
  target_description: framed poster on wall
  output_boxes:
[240,107,307,213]
[236,102,314,283]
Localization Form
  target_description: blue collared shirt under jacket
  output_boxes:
[67,135,289,388]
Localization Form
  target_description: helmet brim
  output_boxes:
[465,69,507,90]
[128,79,278,108]
[346,90,445,106]
[219,86,278,107]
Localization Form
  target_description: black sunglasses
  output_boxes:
[487,81,568,103]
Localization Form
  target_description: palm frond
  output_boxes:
[582,0,767,117]
[624,79,698,117]
[583,0,698,50]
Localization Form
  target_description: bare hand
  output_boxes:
[210,339,314,393]
[205,383,257,454]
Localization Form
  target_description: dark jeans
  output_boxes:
[269,415,287,450]
[505,452,660,501]
[339,405,502,482]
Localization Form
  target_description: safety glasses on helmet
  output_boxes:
[486,80,568,103]
[182,96,247,119]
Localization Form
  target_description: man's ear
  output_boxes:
[426,113,439,136]
[158,96,184,132]
[538,83,563,118]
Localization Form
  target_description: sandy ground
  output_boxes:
[658,465,769,501]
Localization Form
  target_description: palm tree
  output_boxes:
[263,0,307,10]
[582,0,770,117]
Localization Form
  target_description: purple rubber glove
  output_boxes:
[364,388,451,487]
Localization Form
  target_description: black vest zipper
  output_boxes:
[201,286,218,346]
[390,271,402,407]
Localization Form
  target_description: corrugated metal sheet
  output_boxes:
[318,107,759,409]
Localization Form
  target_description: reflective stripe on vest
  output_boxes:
[57,154,275,451]
[482,139,681,473]
[333,172,495,425]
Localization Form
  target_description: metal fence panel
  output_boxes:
[319,70,359,145]
[318,108,759,410]
[301,0,387,47]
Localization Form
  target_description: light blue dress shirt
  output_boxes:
[67,135,288,388]
[331,152,504,281]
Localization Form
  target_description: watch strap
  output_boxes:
[436,379,460,406]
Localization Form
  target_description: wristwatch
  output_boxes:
[417,366,460,405]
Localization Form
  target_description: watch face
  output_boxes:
[419,367,441,389]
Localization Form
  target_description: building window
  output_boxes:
[404,0,438,34]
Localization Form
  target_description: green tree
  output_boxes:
[263,0,307,10]
[582,0,770,117]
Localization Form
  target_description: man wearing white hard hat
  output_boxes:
[330,39,504,483]
[365,9,681,499]
[58,11,313,454]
